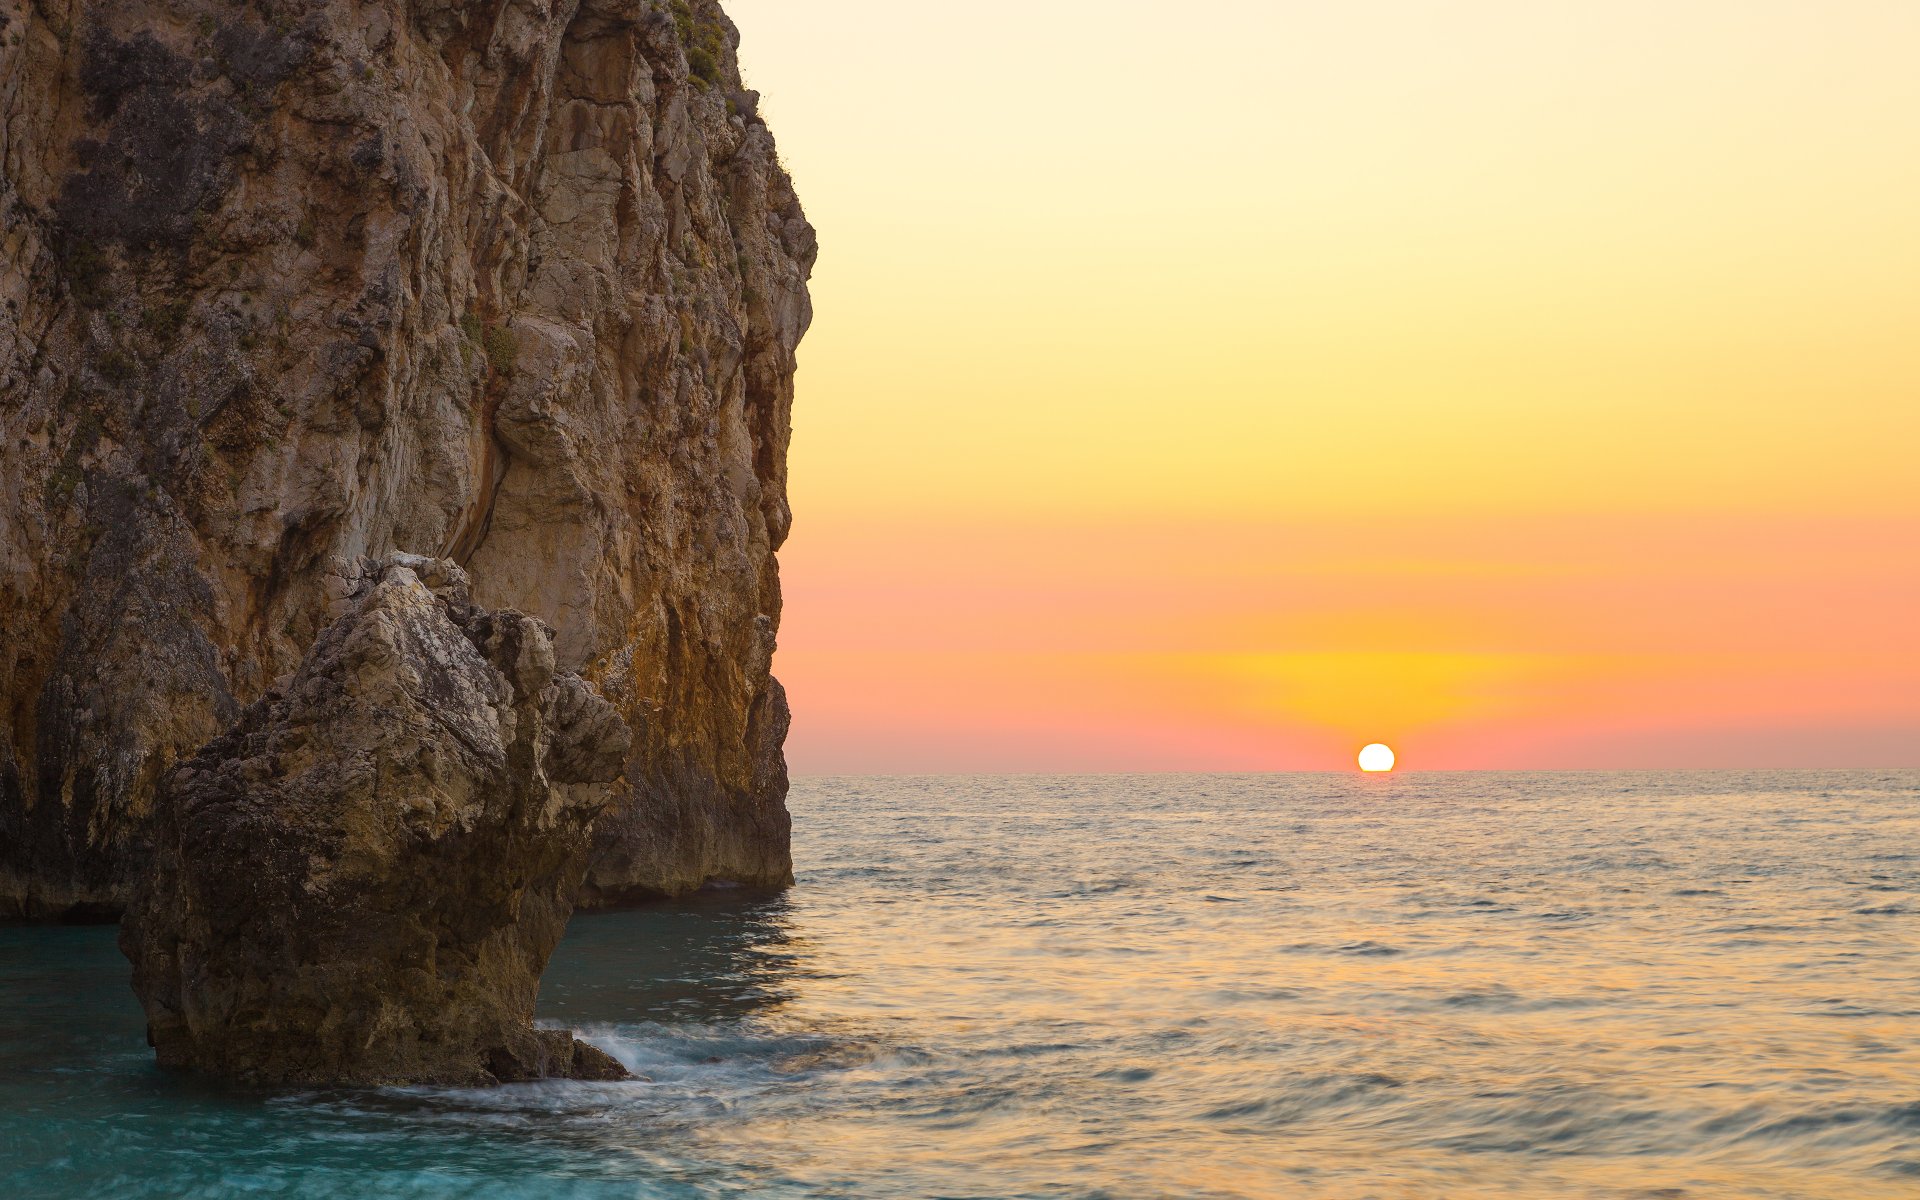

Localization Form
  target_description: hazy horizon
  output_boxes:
[791,758,1920,781]
[733,0,1919,775]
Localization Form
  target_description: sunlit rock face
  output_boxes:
[121,555,633,1086]
[0,0,813,918]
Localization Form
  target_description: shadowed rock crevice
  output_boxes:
[121,555,631,1086]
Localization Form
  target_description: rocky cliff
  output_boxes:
[123,555,632,1086]
[0,0,814,919]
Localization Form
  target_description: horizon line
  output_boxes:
[790,764,1920,781]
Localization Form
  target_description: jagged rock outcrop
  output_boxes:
[121,555,632,1085]
[0,0,813,919]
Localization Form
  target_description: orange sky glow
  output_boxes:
[730,0,1920,773]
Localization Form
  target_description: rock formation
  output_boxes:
[122,555,632,1086]
[0,0,812,920]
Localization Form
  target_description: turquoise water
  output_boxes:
[3,770,1918,1198]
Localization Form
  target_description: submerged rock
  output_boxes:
[120,555,631,1086]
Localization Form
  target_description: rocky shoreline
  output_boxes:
[1,0,811,1084]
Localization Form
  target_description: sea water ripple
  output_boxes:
[3,770,1917,1198]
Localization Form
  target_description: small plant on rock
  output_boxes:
[482,325,518,375]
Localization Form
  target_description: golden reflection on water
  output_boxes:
[545,771,1920,1199]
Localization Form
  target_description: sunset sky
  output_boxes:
[730,0,1920,773]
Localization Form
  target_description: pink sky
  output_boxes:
[777,514,1920,774]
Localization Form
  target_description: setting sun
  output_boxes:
[1358,744,1397,773]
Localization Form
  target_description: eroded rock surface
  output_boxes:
[121,555,632,1086]
[1,0,812,919]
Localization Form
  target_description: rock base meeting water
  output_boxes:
[121,555,630,1088]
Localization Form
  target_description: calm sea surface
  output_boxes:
[3,771,1918,1198]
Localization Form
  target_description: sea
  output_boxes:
[3,770,1917,1199]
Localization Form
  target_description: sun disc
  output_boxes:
[1358,743,1396,773]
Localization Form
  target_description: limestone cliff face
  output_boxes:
[0,0,813,918]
